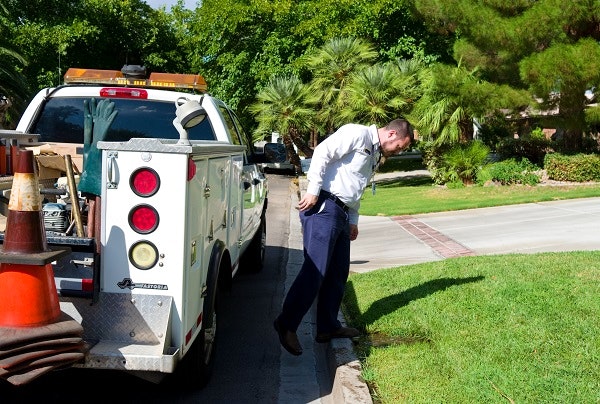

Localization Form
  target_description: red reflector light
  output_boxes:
[129,204,159,234]
[188,157,196,181]
[82,279,94,292]
[100,87,148,99]
[130,167,160,197]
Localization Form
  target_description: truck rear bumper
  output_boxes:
[75,341,180,373]
[60,292,180,373]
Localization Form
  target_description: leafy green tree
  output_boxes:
[291,0,454,63]
[410,63,529,145]
[520,38,600,150]
[188,0,303,125]
[415,0,600,152]
[249,76,315,172]
[191,0,454,131]
[0,3,29,127]
[5,0,184,90]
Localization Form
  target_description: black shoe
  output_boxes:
[316,326,360,343]
[274,319,302,356]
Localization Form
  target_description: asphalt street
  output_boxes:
[350,194,600,273]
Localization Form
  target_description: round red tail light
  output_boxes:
[131,167,160,197]
[129,204,159,234]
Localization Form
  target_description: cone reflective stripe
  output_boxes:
[0,149,69,327]
[4,149,45,254]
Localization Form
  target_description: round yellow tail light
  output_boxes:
[129,241,158,270]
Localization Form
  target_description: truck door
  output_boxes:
[217,107,266,257]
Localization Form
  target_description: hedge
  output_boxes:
[544,153,600,182]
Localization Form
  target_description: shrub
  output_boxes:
[477,115,514,151]
[544,153,600,182]
[497,137,552,167]
[476,158,540,185]
[530,127,546,140]
[441,141,491,185]
[418,141,453,185]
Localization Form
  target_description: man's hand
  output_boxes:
[298,192,318,211]
[349,224,358,241]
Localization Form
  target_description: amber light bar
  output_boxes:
[149,72,208,92]
[63,68,208,92]
[64,68,123,83]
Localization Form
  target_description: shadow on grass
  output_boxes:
[378,157,425,173]
[377,174,433,188]
[343,276,484,348]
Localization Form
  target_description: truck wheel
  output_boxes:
[176,280,220,389]
[242,213,266,273]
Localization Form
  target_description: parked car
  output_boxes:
[259,142,295,173]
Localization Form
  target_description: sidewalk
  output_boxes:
[284,179,372,404]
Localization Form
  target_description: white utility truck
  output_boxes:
[5,66,268,386]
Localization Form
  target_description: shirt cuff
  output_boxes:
[306,182,321,196]
[349,211,359,225]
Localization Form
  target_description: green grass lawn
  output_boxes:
[341,162,600,403]
[343,252,600,403]
[360,174,600,216]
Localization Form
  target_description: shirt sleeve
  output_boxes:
[306,126,358,196]
[348,208,359,225]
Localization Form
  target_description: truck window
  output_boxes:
[30,97,217,143]
[228,110,260,162]
[218,105,243,147]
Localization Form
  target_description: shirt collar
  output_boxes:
[369,125,379,148]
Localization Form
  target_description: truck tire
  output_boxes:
[175,286,220,390]
[242,213,266,273]
[175,249,223,389]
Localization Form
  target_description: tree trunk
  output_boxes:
[289,127,314,158]
[281,134,302,174]
[558,88,586,152]
[459,119,474,142]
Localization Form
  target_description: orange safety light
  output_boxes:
[149,72,208,92]
[64,68,123,84]
[63,67,208,92]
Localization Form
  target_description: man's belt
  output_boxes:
[320,190,349,212]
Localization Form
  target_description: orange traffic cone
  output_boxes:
[0,149,69,327]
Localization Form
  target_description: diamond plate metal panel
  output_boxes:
[60,293,172,346]
[73,341,179,372]
[98,138,245,156]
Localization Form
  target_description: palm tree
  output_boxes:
[340,62,418,126]
[304,37,378,135]
[411,62,529,145]
[249,75,315,172]
[410,63,476,145]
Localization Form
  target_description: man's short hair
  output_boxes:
[386,119,414,142]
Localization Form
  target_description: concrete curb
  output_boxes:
[327,324,373,403]
[292,178,373,404]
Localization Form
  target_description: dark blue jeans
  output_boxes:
[279,194,350,334]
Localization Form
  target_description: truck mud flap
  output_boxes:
[60,293,179,373]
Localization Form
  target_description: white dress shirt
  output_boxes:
[306,124,380,225]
